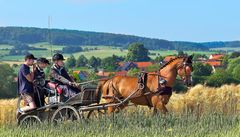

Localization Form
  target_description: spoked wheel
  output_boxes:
[51,106,80,124]
[79,109,106,120]
[18,115,42,127]
[87,109,106,119]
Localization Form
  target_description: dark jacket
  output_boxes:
[49,64,73,85]
[33,65,46,107]
[34,66,45,80]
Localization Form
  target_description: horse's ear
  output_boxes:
[188,55,193,60]
[185,55,193,64]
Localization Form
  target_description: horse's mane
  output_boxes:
[159,56,186,70]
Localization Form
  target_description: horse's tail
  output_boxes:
[96,79,111,101]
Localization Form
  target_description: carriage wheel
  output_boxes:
[87,109,106,119]
[51,106,80,124]
[18,115,42,127]
[79,109,106,120]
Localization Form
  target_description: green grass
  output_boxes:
[0,50,10,55]
[73,49,127,59]
[0,44,13,50]
[211,47,240,51]
[30,42,65,50]
[149,50,217,59]
[0,42,218,62]
[0,110,239,137]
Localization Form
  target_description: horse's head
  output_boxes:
[176,55,193,87]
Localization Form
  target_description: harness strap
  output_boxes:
[138,72,152,108]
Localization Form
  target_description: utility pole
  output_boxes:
[48,16,52,58]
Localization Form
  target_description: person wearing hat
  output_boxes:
[33,57,50,107]
[49,53,80,101]
[17,54,37,114]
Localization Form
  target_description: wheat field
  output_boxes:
[0,84,239,136]
[0,84,239,125]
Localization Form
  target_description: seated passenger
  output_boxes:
[49,53,80,101]
[33,58,50,107]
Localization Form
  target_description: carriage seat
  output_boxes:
[47,82,63,95]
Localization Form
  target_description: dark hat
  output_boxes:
[25,54,37,60]
[52,53,65,61]
[37,58,50,65]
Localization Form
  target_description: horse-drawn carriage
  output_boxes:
[17,55,193,126]
[16,78,140,126]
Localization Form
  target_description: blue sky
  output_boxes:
[0,0,239,42]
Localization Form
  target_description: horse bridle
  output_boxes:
[176,61,193,86]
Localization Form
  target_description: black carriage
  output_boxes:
[16,79,104,126]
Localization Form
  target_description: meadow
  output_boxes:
[211,47,240,52]
[0,42,217,62]
[0,84,239,137]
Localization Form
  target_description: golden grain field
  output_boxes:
[0,84,239,125]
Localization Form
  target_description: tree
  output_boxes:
[125,43,150,62]
[88,56,101,69]
[192,54,207,61]
[172,81,188,93]
[127,68,140,77]
[153,56,164,63]
[193,62,212,76]
[230,52,240,58]
[65,55,76,68]
[227,57,240,73]
[0,64,17,98]
[101,57,117,71]
[177,50,185,56]
[191,62,212,85]
[206,69,239,87]
[76,55,88,67]
[222,55,230,68]
[96,57,102,68]
[192,75,208,85]
[101,55,124,71]
[232,64,240,80]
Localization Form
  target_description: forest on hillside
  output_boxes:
[2,27,239,51]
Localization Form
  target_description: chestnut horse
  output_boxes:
[98,56,193,114]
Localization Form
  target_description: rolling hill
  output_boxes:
[0,26,239,51]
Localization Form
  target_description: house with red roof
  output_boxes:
[204,60,223,72]
[118,61,153,71]
[209,54,225,60]
[134,62,153,70]
[203,54,225,72]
